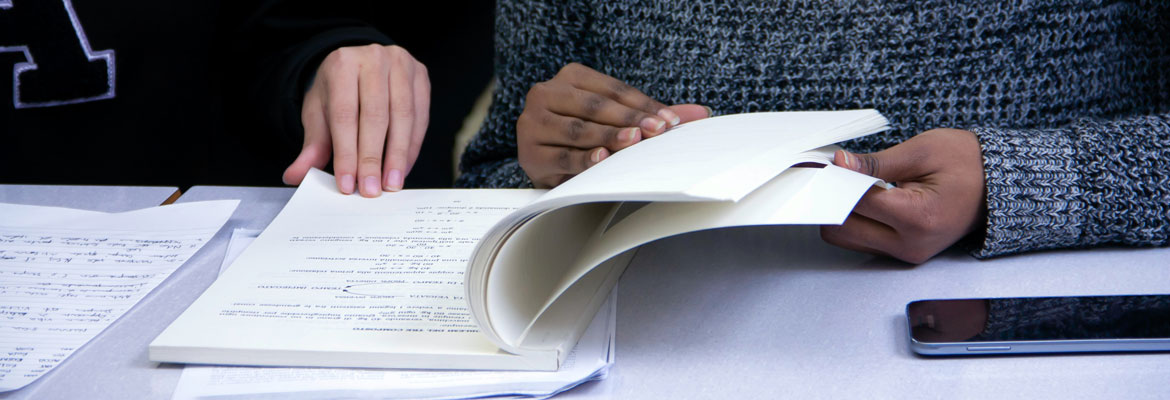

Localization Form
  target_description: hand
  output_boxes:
[517,63,709,188]
[820,129,987,264]
[282,44,430,197]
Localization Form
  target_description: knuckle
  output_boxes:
[623,109,643,126]
[364,108,391,126]
[564,119,585,142]
[582,94,605,116]
[382,44,403,58]
[641,98,658,112]
[558,63,582,76]
[578,151,592,172]
[525,83,549,104]
[358,156,382,169]
[516,113,534,135]
[609,80,630,95]
[898,248,932,265]
[391,100,415,117]
[858,154,880,176]
[557,148,571,171]
[538,112,557,129]
[328,104,359,124]
[604,126,621,146]
[819,226,844,246]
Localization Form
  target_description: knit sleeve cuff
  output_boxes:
[969,126,1086,258]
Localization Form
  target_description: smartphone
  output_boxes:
[907,294,1170,356]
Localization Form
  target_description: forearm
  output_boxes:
[972,112,1170,258]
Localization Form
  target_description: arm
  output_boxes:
[973,113,1170,257]
[822,112,1170,263]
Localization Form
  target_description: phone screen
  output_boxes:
[907,295,1170,344]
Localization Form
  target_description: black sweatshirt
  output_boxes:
[1,1,494,189]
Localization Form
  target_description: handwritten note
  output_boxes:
[0,200,238,392]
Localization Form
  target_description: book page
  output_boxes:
[0,200,238,392]
[488,164,880,349]
[151,169,551,370]
[533,110,887,207]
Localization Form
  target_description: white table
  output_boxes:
[0,184,179,212]
[4,185,1169,399]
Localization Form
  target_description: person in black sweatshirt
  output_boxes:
[1,1,494,191]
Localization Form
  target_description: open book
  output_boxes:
[149,110,888,371]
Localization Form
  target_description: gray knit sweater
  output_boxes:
[457,0,1170,259]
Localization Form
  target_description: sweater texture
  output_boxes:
[457,0,1170,258]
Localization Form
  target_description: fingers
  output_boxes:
[848,185,930,233]
[284,92,332,186]
[542,86,667,134]
[356,48,392,197]
[835,144,931,184]
[406,63,430,176]
[820,213,905,260]
[521,110,644,150]
[518,62,705,188]
[321,50,361,195]
[667,104,712,124]
[557,63,670,119]
[303,44,429,196]
[382,46,416,192]
[521,145,609,188]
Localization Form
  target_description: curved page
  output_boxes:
[150,169,558,371]
[466,110,889,354]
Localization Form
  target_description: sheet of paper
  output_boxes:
[218,228,262,276]
[151,170,552,369]
[172,228,614,400]
[0,200,239,392]
[536,110,888,206]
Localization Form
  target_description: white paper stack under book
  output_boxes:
[150,110,889,371]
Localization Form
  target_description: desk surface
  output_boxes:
[0,184,179,212]
[4,185,1170,399]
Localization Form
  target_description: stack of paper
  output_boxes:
[170,228,614,399]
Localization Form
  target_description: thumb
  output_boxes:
[833,148,921,183]
[667,104,711,124]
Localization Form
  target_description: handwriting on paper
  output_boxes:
[0,199,237,392]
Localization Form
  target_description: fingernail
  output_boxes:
[591,148,610,164]
[620,127,640,143]
[340,174,355,194]
[384,169,404,191]
[838,151,854,169]
[640,117,666,133]
[362,176,380,197]
[703,106,714,117]
[657,108,681,127]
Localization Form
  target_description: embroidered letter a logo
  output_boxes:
[0,0,116,108]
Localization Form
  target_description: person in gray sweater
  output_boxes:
[457,0,1169,264]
